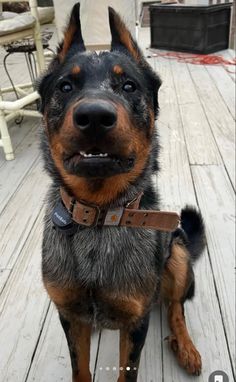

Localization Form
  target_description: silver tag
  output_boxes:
[104,208,124,226]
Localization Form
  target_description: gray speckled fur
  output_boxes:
[42,183,171,329]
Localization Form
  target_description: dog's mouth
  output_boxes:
[63,148,135,178]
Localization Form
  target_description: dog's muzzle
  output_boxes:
[73,100,117,137]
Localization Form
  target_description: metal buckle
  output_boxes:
[125,192,143,208]
[77,200,101,227]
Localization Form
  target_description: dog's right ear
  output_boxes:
[108,7,141,62]
[57,2,85,62]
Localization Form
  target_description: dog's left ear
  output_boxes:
[58,2,85,61]
[108,7,141,62]
[108,7,161,116]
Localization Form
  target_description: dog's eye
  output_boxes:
[60,81,73,93]
[122,80,136,93]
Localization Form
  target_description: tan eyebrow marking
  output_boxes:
[113,65,123,75]
[71,66,81,75]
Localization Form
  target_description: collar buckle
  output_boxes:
[77,199,101,227]
[125,192,144,209]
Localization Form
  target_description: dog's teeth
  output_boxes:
[80,152,109,158]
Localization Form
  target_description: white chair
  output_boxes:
[0,0,46,160]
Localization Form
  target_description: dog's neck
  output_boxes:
[58,186,180,232]
[60,186,144,210]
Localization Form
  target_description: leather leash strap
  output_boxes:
[60,188,180,232]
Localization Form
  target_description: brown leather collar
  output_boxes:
[60,188,180,232]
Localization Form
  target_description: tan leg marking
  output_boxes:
[118,329,132,382]
[72,321,92,382]
[161,243,202,376]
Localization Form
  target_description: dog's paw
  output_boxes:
[165,334,202,376]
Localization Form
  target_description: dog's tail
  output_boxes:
[178,206,206,262]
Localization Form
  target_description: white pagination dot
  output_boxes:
[120,367,124,371]
[113,367,117,371]
[105,366,110,371]
[99,367,103,370]
[126,366,131,371]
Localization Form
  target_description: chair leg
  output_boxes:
[0,90,14,160]
[0,108,14,160]
[34,32,45,73]
[30,0,45,73]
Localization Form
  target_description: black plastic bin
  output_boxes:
[150,3,232,54]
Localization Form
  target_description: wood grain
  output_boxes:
[191,164,235,364]
[0,158,49,292]
[0,211,49,382]
[188,64,235,189]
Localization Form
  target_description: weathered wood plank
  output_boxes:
[95,329,119,381]
[206,65,235,119]
[191,164,235,364]
[0,122,40,214]
[0,268,11,292]
[154,56,234,380]
[161,251,235,382]
[0,118,37,168]
[188,64,235,189]
[0,211,49,382]
[26,304,100,382]
[217,50,236,83]
[0,157,49,292]
[156,58,197,211]
[138,306,163,382]
[169,60,222,165]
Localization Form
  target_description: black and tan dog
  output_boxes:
[38,3,205,382]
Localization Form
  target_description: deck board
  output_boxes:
[0,157,49,292]
[0,26,235,382]
[155,55,235,382]
[0,211,49,382]
[0,121,40,214]
[206,65,236,119]
[169,60,222,165]
[191,164,235,364]
[188,64,235,189]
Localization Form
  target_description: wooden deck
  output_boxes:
[0,26,235,382]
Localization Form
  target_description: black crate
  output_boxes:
[150,3,232,54]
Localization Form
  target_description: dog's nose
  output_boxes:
[73,101,117,135]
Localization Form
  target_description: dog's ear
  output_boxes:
[58,2,85,61]
[108,8,161,116]
[108,7,142,62]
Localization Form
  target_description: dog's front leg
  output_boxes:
[59,312,92,382]
[118,313,150,382]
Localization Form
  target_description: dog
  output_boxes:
[38,3,206,381]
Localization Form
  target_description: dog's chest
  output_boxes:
[43,224,159,327]
[43,221,159,288]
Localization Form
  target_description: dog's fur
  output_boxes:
[38,4,206,381]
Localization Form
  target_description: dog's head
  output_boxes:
[39,3,161,205]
